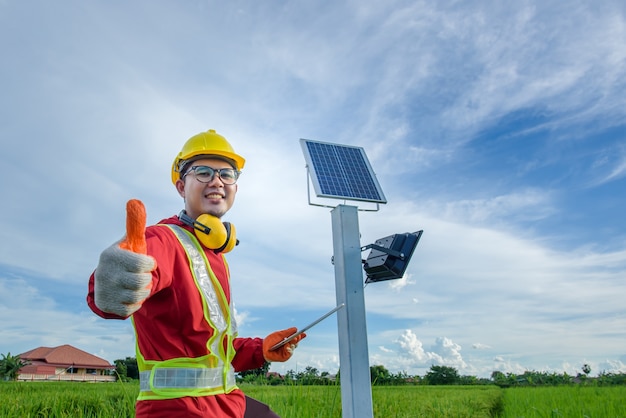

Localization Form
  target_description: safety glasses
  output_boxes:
[183,165,240,185]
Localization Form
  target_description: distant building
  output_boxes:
[18,344,116,382]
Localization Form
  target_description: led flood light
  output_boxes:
[362,230,423,283]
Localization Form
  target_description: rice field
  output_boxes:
[0,381,624,417]
[500,386,626,417]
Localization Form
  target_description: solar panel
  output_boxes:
[300,139,387,204]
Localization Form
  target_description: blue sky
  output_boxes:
[1,0,625,379]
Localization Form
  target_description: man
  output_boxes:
[87,129,304,417]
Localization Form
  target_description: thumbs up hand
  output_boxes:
[94,199,155,317]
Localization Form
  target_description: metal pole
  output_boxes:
[331,205,373,418]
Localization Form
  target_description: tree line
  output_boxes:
[110,357,626,387]
[3,353,622,387]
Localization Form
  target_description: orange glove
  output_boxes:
[263,327,306,362]
[119,199,148,254]
[94,199,155,317]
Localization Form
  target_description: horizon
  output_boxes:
[1,0,625,380]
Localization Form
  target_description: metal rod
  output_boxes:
[269,303,345,351]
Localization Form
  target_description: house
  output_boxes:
[18,344,116,382]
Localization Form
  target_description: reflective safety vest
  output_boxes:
[134,225,238,401]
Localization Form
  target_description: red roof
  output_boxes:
[20,344,114,369]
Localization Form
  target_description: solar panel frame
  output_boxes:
[300,138,387,204]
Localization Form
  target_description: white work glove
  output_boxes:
[94,240,155,317]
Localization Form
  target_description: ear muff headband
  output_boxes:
[178,211,238,253]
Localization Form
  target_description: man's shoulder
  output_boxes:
[156,214,181,226]
[146,215,185,240]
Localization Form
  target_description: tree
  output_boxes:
[238,361,270,382]
[0,352,30,381]
[113,357,139,381]
[582,364,591,376]
[425,365,460,385]
[387,370,413,385]
[491,371,507,386]
[459,374,479,385]
[298,366,320,385]
[114,359,128,381]
[370,364,391,385]
[284,369,297,382]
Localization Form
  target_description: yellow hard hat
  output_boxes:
[171,129,246,185]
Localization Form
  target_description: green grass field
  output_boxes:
[1,382,624,417]
[500,386,626,418]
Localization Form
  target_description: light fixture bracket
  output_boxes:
[361,243,405,260]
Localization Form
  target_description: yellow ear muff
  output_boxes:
[195,213,237,253]
[221,222,237,253]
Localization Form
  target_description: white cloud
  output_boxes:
[387,274,416,291]
[493,356,527,375]
[426,189,555,225]
[598,359,626,374]
[590,145,626,186]
[233,306,251,329]
[395,330,466,369]
[472,343,492,350]
[0,277,134,362]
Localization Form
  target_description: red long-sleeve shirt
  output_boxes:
[87,215,265,417]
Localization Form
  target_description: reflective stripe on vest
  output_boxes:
[134,224,238,401]
[139,366,236,391]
